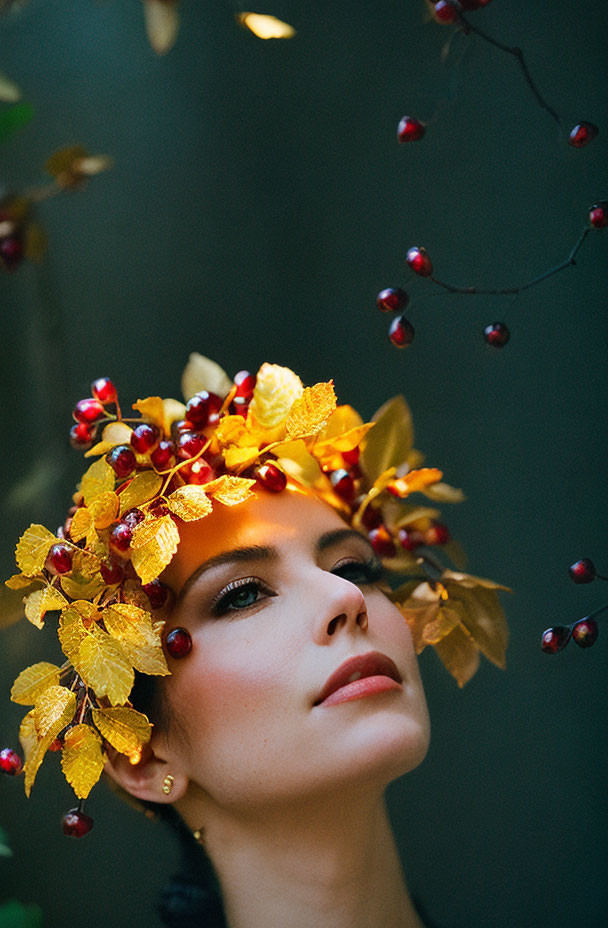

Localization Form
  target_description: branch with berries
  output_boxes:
[541,558,608,654]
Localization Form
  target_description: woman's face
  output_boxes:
[159,485,430,813]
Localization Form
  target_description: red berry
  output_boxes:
[182,459,215,485]
[541,626,571,654]
[109,522,132,554]
[70,421,95,450]
[100,558,124,584]
[434,1,458,23]
[398,527,425,551]
[130,423,160,453]
[171,419,193,441]
[330,469,356,503]
[388,315,415,348]
[151,439,175,470]
[106,444,136,478]
[360,504,382,530]
[397,116,426,143]
[185,391,222,429]
[234,370,256,399]
[91,377,117,405]
[45,542,74,575]
[73,398,105,425]
[589,202,608,229]
[62,808,94,838]
[0,747,23,775]
[368,525,396,558]
[143,579,169,610]
[342,447,360,467]
[406,246,433,277]
[483,321,510,347]
[0,235,24,270]
[48,737,64,752]
[255,462,287,493]
[229,395,250,417]
[376,287,409,313]
[121,507,146,529]
[568,122,599,148]
[165,627,192,659]
[571,618,599,648]
[177,431,205,461]
[424,522,450,545]
[568,558,596,584]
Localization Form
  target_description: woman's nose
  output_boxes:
[312,574,369,644]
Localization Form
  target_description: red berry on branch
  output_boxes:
[376,287,409,313]
[229,395,250,418]
[571,618,598,648]
[368,525,396,558]
[100,558,124,585]
[177,431,205,461]
[588,202,608,229]
[567,122,599,148]
[568,558,596,584]
[62,808,94,838]
[425,522,450,545]
[143,579,170,610]
[388,315,415,348]
[45,542,74,575]
[342,447,360,467]
[106,445,137,478]
[109,522,133,554]
[0,747,23,775]
[398,527,425,551]
[73,398,105,425]
[255,462,287,493]
[130,423,160,454]
[121,507,146,530]
[91,377,117,405]
[330,469,356,503]
[360,503,382,531]
[406,246,433,277]
[183,458,215,485]
[234,370,256,399]
[541,625,571,654]
[69,422,95,450]
[165,627,192,659]
[397,116,426,143]
[48,737,64,752]
[483,322,510,347]
[185,391,222,429]
[0,235,24,271]
[434,1,458,24]
[151,439,175,470]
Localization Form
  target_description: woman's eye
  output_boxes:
[211,579,271,616]
[332,559,383,585]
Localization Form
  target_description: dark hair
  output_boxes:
[129,672,228,928]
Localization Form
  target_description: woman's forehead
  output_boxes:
[163,485,350,592]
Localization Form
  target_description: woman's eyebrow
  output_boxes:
[316,528,376,556]
[178,545,278,603]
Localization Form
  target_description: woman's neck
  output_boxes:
[180,787,425,928]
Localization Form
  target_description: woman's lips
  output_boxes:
[314,651,403,708]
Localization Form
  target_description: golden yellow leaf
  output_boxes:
[118,472,163,515]
[121,579,150,610]
[61,724,105,799]
[360,395,414,485]
[124,641,170,676]
[394,506,441,529]
[215,415,248,447]
[23,587,67,629]
[387,467,443,498]
[92,707,152,757]
[442,570,511,592]
[143,0,180,55]
[223,445,261,469]
[85,421,133,457]
[11,662,62,705]
[422,481,465,503]
[204,475,257,506]
[69,507,93,543]
[72,627,134,706]
[236,12,296,38]
[286,381,337,439]
[33,684,76,741]
[58,604,94,662]
[167,485,213,521]
[5,573,40,590]
[274,440,325,489]
[434,624,480,688]
[24,223,47,263]
[89,491,119,528]
[130,514,180,585]
[15,524,57,576]
[249,363,303,431]
[19,710,37,763]
[444,583,509,670]
[103,603,159,648]
[45,145,88,179]
[132,396,166,430]
[181,353,232,402]
[420,603,464,646]
[60,571,105,601]
[80,457,115,506]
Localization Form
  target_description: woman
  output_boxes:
[2,354,508,928]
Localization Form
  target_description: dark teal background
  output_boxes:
[1,1,607,925]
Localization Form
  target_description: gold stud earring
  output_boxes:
[193,828,204,843]
[161,774,174,795]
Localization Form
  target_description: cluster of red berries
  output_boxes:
[376,287,415,349]
[541,558,606,654]
[0,209,24,272]
[70,376,118,449]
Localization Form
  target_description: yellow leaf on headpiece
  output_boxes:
[71,627,134,706]
[419,603,463,646]
[422,481,465,503]
[434,624,481,688]
[61,724,105,799]
[69,507,94,543]
[85,421,133,457]
[386,467,443,498]
[118,472,163,515]
[181,353,232,402]
[273,439,325,489]
[33,684,76,741]
[58,604,92,661]
[80,457,115,506]
[61,571,105,601]
[15,524,57,576]
[11,662,62,705]
[360,395,414,485]
[23,587,67,629]
[223,445,262,470]
[444,582,509,670]
[89,491,120,529]
[131,515,180,585]
[132,396,166,430]
[215,415,249,448]
[92,707,152,757]
[285,381,337,440]
[249,363,303,432]
[204,475,257,506]
[236,12,296,39]
[167,486,213,522]
[5,573,41,590]
[103,603,169,676]
[19,710,37,763]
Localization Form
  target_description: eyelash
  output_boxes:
[210,557,383,617]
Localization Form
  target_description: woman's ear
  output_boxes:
[103,740,188,805]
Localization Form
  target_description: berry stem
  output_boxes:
[583,601,608,623]
[429,227,590,296]
[454,12,561,127]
